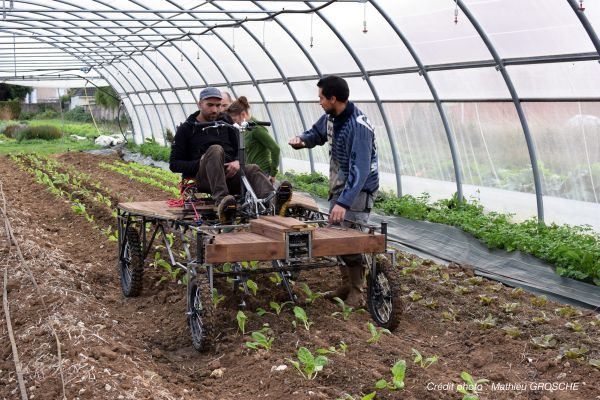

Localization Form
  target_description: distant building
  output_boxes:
[69,87,97,110]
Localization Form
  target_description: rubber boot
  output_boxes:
[324,265,350,301]
[345,263,366,309]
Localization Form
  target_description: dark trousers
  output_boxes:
[195,145,274,204]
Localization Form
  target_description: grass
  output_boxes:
[0,137,101,154]
[2,119,127,138]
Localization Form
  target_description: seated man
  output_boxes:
[169,87,291,222]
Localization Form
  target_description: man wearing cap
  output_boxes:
[169,87,291,222]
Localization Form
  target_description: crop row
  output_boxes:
[99,161,180,197]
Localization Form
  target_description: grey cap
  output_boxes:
[199,87,223,100]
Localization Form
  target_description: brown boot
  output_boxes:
[325,265,350,301]
[345,264,366,309]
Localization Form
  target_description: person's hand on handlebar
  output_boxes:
[289,136,306,149]
[225,160,240,178]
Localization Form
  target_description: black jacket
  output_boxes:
[169,111,239,179]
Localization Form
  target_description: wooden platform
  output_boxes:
[205,216,384,263]
[117,193,320,222]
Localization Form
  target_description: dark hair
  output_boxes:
[227,95,250,115]
[317,75,349,102]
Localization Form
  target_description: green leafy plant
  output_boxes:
[151,252,182,283]
[366,322,391,344]
[411,348,438,369]
[244,279,258,296]
[269,273,283,285]
[532,311,551,324]
[375,359,406,391]
[286,347,328,380]
[475,314,497,329]
[467,276,483,286]
[236,310,247,335]
[531,334,557,349]
[478,295,496,306]
[332,297,361,320]
[300,283,323,304]
[454,286,471,295]
[500,302,520,314]
[293,306,313,331]
[408,290,422,302]
[560,346,588,360]
[457,371,489,400]
[502,325,522,339]
[530,295,548,307]
[422,298,438,310]
[270,301,292,315]
[565,320,584,333]
[245,331,274,351]
[211,288,225,308]
[555,306,582,319]
[441,308,457,322]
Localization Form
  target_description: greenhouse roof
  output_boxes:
[1,0,600,227]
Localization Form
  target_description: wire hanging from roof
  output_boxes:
[579,0,585,12]
[310,13,314,48]
[362,1,368,33]
[454,0,459,24]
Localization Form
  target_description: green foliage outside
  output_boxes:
[283,171,600,286]
[126,138,171,162]
[94,86,120,110]
[0,83,32,101]
[0,101,21,119]
[64,106,94,123]
[16,125,61,141]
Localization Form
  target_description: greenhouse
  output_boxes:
[1,1,600,399]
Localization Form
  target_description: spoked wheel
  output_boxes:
[187,273,214,351]
[119,227,144,297]
[366,254,402,330]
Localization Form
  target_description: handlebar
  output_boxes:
[197,119,271,132]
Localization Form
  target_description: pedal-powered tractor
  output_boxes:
[116,120,402,351]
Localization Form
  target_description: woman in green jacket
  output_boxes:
[227,96,281,184]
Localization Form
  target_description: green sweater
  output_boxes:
[245,118,280,177]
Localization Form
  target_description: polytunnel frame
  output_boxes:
[2,1,600,222]
[9,0,171,139]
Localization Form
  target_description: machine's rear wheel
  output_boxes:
[188,274,214,351]
[366,254,402,330]
[119,227,144,297]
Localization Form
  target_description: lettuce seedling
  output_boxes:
[316,346,337,355]
[457,371,488,400]
[560,346,588,360]
[500,302,519,314]
[530,295,548,307]
[408,291,422,302]
[478,295,496,306]
[532,311,550,325]
[300,283,323,304]
[270,301,292,315]
[422,299,438,310]
[589,359,600,369]
[332,297,360,320]
[375,359,406,390]
[454,286,471,295]
[411,348,438,369]
[475,314,497,329]
[555,306,582,319]
[286,347,328,380]
[293,306,313,331]
[488,283,503,292]
[502,325,521,339]
[211,288,225,308]
[236,310,247,335]
[442,308,457,322]
[510,287,525,298]
[467,276,483,286]
[245,331,274,351]
[269,273,283,285]
[531,334,557,349]
[366,322,391,344]
[246,279,258,296]
[565,321,584,333]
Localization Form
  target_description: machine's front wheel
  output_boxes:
[366,254,402,330]
[119,227,144,297]
[187,273,214,351]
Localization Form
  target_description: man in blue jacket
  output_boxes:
[289,75,379,307]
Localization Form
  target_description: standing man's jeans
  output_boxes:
[196,144,274,204]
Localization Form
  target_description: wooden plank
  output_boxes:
[250,218,289,241]
[288,193,320,212]
[118,200,215,221]
[312,228,385,257]
[205,232,284,263]
[261,215,310,230]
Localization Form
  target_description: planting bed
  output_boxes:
[1,151,599,400]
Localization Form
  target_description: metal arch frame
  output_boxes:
[81,0,190,137]
[457,0,544,222]
[0,2,149,137]
[251,0,322,172]
[164,2,280,160]
[9,0,167,140]
[567,0,600,55]
[209,1,315,173]
[305,1,403,196]
[369,0,464,202]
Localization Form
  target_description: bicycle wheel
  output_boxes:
[366,254,402,330]
[119,227,144,297]
[187,273,214,351]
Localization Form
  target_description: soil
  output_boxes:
[1,151,599,400]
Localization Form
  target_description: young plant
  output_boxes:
[532,311,551,325]
[467,276,483,286]
[560,346,588,360]
[511,287,525,298]
[286,347,328,380]
[366,322,391,344]
[555,306,582,319]
[500,302,519,314]
[245,331,274,351]
[454,286,471,295]
[293,306,313,331]
[488,283,503,292]
[589,359,600,369]
[300,283,323,304]
[151,252,182,283]
[478,295,496,306]
[211,288,225,308]
[530,295,548,307]
[316,346,338,355]
[531,334,557,349]
[270,301,292,315]
[411,348,438,369]
[502,325,522,339]
[339,341,348,356]
[332,297,359,321]
[236,310,247,335]
[269,272,283,285]
[408,290,422,302]
[422,298,438,310]
[375,359,406,391]
[245,279,259,296]
[565,320,584,333]
[442,308,457,322]
[457,371,489,400]
[475,314,497,329]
